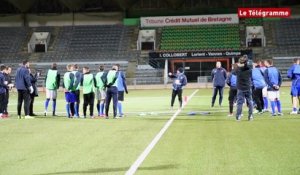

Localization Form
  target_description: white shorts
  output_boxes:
[96,89,106,100]
[46,89,57,99]
[268,91,280,101]
[262,87,268,97]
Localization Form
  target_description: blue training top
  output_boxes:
[287,64,300,87]
[116,71,128,92]
[226,71,237,89]
[211,68,227,87]
[252,66,266,89]
[264,66,282,91]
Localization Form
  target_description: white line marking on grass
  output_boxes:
[125,89,199,175]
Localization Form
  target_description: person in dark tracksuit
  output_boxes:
[168,67,187,109]
[0,65,8,119]
[211,61,227,107]
[236,56,253,121]
[15,60,34,119]
[81,66,96,118]
[29,69,39,116]
[251,60,266,114]
[264,59,282,116]
[226,64,238,116]
[104,65,119,119]
[3,66,13,118]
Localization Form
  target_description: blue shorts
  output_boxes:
[65,92,76,103]
[291,86,300,97]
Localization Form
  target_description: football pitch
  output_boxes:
[0,87,300,175]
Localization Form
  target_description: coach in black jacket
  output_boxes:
[15,60,34,119]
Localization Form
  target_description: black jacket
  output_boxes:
[236,63,252,91]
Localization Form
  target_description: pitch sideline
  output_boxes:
[125,89,199,175]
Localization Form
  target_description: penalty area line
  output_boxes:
[125,89,199,175]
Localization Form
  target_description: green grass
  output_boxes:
[0,88,300,175]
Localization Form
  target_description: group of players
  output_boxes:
[0,60,128,119]
[45,63,128,119]
[212,56,300,121]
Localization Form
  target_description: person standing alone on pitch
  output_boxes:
[236,55,253,121]
[81,66,96,118]
[211,61,227,107]
[168,67,187,109]
[104,65,119,119]
[15,60,34,119]
[116,64,128,117]
[44,63,60,116]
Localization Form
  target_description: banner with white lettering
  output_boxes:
[140,14,239,27]
[149,50,252,59]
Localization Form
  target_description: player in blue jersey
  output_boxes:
[287,58,300,114]
[264,59,282,116]
[226,63,237,116]
[168,67,187,109]
[252,59,266,114]
[63,64,76,118]
[116,64,128,117]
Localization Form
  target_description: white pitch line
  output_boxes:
[125,89,199,175]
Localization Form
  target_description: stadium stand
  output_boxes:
[244,18,263,26]
[160,24,240,50]
[135,65,163,84]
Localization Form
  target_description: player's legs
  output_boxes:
[236,90,245,120]
[100,90,106,117]
[0,93,5,118]
[65,92,73,118]
[105,88,112,118]
[23,90,31,116]
[45,89,51,115]
[268,91,278,116]
[253,88,263,113]
[228,88,236,115]
[96,89,101,116]
[177,89,183,108]
[117,91,124,117]
[218,86,224,106]
[211,87,218,107]
[89,92,95,117]
[245,90,253,120]
[112,87,118,118]
[83,94,88,118]
[74,90,80,117]
[275,91,282,115]
[262,87,268,112]
[17,90,24,117]
[290,86,298,114]
[171,89,177,108]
